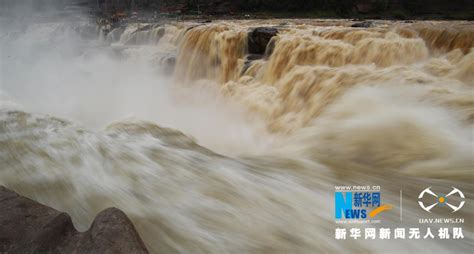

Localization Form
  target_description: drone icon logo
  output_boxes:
[418,187,465,213]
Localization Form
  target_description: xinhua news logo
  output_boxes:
[335,186,392,221]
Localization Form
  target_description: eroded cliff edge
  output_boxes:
[0,186,149,254]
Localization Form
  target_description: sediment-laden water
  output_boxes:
[1,16,473,253]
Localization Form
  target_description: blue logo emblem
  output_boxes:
[335,190,388,219]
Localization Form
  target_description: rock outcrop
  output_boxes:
[0,186,148,254]
[351,20,374,28]
[247,27,278,55]
[242,27,278,74]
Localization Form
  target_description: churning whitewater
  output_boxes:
[1,14,473,254]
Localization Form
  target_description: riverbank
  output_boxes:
[0,186,148,253]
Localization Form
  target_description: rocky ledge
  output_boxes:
[247,27,279,55]
[0,186,148,254]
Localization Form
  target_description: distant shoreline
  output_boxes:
[93,10,474,23]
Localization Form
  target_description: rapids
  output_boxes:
[1,15,473,253]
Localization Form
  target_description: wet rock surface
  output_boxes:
[247,27,278,55]
[351,21,374,28]
[0,186,148,254]
[242,54,263,74]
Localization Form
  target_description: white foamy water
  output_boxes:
[1,13,473,254]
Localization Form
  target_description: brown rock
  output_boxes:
[247,27,278,55]
[241,54,263,75]
[351,21,374,28]
[0,186,148,254]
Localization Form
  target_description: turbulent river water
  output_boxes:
[1,13,473,253]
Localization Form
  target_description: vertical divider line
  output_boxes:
[400,189,403,221]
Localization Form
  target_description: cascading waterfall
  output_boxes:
[1,17,473,254]
[174,21,473,134]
